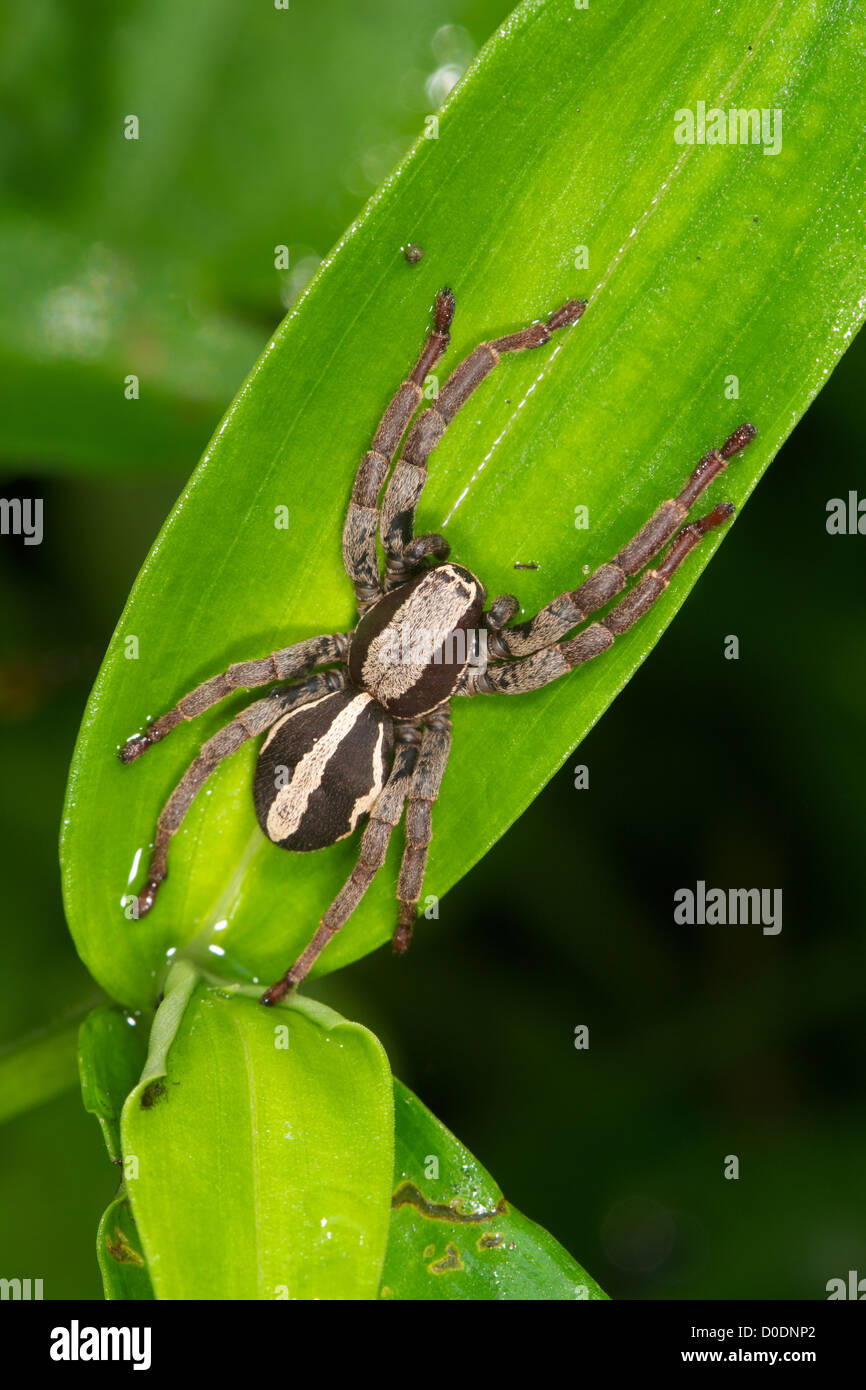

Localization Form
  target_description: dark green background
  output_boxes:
[1,0,863,1300]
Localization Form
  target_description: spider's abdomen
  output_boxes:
[253,688,393,852]
[348,562,485,718]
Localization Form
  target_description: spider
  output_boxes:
[118,287,755,1006]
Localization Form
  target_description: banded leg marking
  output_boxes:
[380,297,586,589]
[260,727,422,1005]
[392,707,452,953]
[133,673,340,917]
[118,633,348,763]
[343,290,456,609]
[490,424,756,660]
[470,502,738,697]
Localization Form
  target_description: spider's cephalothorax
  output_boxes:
[118,286,756,1005]
[348,562,485,717]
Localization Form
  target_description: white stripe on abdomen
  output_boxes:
[266,692,374,842]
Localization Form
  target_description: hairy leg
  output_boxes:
[343,290,455,609]
[379,298,586,589]
[488,424,755,660]
[133,673,342,916]
[392,706,452,953]
[119,633,348,763]
[260,724,422,1005]
[466,502,737,697]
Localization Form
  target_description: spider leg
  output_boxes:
[343,290,456,612]
[118,633,348,762]
[260,724,422,1005]
[132,673,341,917]
[380,297,586,591]
[392,705,452,954]
[465,501,737,697]
[489,424,756,660]
[484,593,521,632]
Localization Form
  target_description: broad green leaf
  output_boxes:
[62,0,866,1009]
[383,1081,605,1300]
[120,969,394,1299]
[97,977,600,1300]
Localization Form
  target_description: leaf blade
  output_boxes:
[120,975,394,1300]
[383,1080,606,1300]
[79,1004,149,1162]
[62,0,866,1006]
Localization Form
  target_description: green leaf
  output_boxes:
[78,1003,154,1298]
[93,977,599,1300]
[0,212,262,474]
[120,968,394,1299]
[62,0,866,1008]
[0,1007,96,1125]
[79,1004,149,1162]
[383,1081,605,1300]
[97,1195,154,1302]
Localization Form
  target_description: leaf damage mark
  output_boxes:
[429,1243,464,1274]
[139,1079,165,1110]
[392,1180,506,1224]
[477,1232,505,1250]
[106,1226,146,1266]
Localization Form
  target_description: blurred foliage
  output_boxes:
[0,0,508,472]
[0,0,864,1301]
[0,1008,91,1124]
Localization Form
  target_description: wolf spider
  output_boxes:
[119,287,755,1005]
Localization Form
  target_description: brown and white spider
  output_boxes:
[118,287,755,1006]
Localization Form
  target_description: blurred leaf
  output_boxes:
[0,1010,90,1125]
[62,0,866,1009]
[0,213,262,473]
[0,0,510,471]
[383,1080,606,1300]
[120,970,394,1299]
[79,1004,148,1162]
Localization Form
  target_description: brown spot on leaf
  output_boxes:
[106,1226,146,1266]
[140,1080,165,1110]
[477,1232,505,1250]
[429,1243,464,1274]
[392,1181,507,1223]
